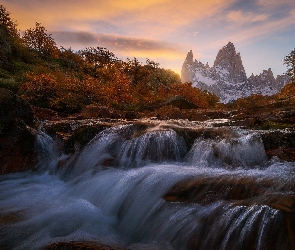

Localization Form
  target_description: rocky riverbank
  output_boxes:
[1,88,295,174]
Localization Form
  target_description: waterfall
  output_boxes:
[35,131,60,174]
[0,122,294,250]
[187,132,268,168]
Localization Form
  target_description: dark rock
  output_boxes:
[265,147,295,162]
[32,106,59,121]
[164,175,295,207]
[260,130,295,161]
[43,241,124,250]
[166,175,295,250]
[0,88,34,134]
[0,88,36,174]
[0,124,37,174]
[124,111,138,120]
[64,124,106,154]
[161,96,198,109]
[80,105,123,119]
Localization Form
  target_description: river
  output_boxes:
[0,120,294,249]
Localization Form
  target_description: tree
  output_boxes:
[79,47,118,68]
[0,5,22,62]
[19,72,58,107]
[22,22,58,57]
[284,48,295,81]
[0,5,19,38]
[124,57,150,86]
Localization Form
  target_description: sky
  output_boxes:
[2,0,295,77]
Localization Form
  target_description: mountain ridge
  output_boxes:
[181,42,289,102]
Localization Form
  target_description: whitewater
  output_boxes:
[0,120,294,249]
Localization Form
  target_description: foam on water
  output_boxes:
[0,124,295,249]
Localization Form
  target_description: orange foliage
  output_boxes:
[168,82,217,108]
[234,94,271,109]
[19,72,57,107]
[49,76,98,112]
[19,70,219,113]
[276,81,295,100]
[100,71,133,108]
[22,22,59,58]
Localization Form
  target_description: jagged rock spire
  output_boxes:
[185,50,194,65]
[213,42,247,83]
[181,50,194,83]
[180,42,289,102]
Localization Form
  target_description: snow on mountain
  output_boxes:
[181,42,290,103]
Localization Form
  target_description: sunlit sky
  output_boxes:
[3,0,295,77]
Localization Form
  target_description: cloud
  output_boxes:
[52,31,98,45]
[210,8,295,49]
[258,0,295,7]
[51,31,184,60]
[2,0,234,37]
[227,10,268,25]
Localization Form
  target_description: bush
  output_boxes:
[19,72,57,108]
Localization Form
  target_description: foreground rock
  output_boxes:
[260,130,295,162]
[43,241,124,250]
[164,175,295,210]
[164,175,295,249]
[0,88,37,174]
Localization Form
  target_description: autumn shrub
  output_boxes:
[99,69,134,109]
[234,94,270,110]
[168,82,218,108]
[49,76,101,113]
[276,81,295,104]
[19,72,57,108]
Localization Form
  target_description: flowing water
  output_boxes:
[0,120,294,249]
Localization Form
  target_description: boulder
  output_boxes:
[260,130,295,161]
[164,176,295,249]
[0,88,36,174]
[43,241,124,250]
[0,88,34,134]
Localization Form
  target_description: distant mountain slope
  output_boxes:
[181,42,290,102]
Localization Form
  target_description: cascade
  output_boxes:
[0,122,294,250]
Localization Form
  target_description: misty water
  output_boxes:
[0,120,295,249]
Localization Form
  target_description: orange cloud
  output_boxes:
[3,0,234,37]
[258,0,295,6]
[209,8,295,50]
[52,31,184,60]
[227,11,268,25]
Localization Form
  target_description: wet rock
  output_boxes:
[266,147,295,162]
[164,176,295,207]
[0,124,37,174]
[165,176,295,249]
[80,105,123,119]
[260,130,295,161]
[0,88,37,174]
[0,88,34,134]
[64,124,106,154]
[32,106,59,121]
[157,96,199,110]
[42,121,108,154]
[43,241,125,250]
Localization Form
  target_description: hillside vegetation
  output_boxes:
[0,5,218,115]
[1,5,294,120]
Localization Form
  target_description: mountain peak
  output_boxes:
[213,42,247,83]
[181,42,289,102]
[185,50,194,65]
